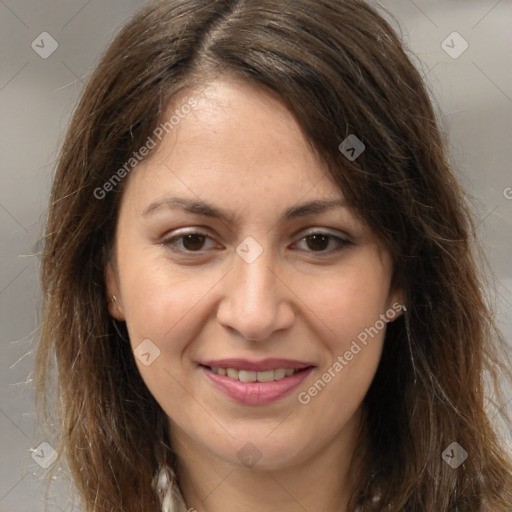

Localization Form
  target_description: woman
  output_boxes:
[35,0,512,510]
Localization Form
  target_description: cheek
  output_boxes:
[289,258,391,410]
[294,261,393,354]
[117,247,230,366]
[116,248,191,343]
[294,305,387,452]
[116,256,212,413]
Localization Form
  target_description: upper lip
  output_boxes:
[200,358,315,372]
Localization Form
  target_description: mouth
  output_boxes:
[199,358,315,405]
[204,365,308,382]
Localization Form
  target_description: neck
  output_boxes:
[170,412,365,512]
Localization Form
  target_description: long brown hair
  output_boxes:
[36,0,512,510]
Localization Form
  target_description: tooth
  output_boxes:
[238,370,257,382]
[256,370,274,382]
[227,368,239,379]
[273,368,286,380]
[220,367,299,382]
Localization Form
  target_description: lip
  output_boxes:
[201,364,315,406]
[200,358,314,372]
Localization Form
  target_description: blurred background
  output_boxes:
[1,0,511,510]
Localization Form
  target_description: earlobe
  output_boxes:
[387,290,406,322]
[108,294,125,320]
[105,263,126,321]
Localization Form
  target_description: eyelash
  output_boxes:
[160,229,352,256]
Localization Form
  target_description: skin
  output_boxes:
[106,76,403,512]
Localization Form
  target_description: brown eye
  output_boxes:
[305,234,330,251]
[162,231,218,253]
[294,231,352,254]
[182,233,206,251]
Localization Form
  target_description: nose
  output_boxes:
[216,248,295,341]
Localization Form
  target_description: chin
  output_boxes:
[205,427,316,471]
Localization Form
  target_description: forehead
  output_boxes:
[125,76,339,201]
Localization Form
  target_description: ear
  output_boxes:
[386,288,406,323]
[105,262,126,321]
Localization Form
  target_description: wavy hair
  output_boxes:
[36,0,512,510]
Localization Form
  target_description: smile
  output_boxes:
[208,366,303,382]
[200,358,315,405]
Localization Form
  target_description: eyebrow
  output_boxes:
[142,196,347,223]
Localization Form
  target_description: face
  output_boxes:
[106,76,402,471]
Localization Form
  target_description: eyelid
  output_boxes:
[290,228,353,254]
[160,227,353,255]
[160,228,221,252]
[296,227,351,241]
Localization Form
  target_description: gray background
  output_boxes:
[1,0,511,510]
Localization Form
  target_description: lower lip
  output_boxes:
[202,366,314,405]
